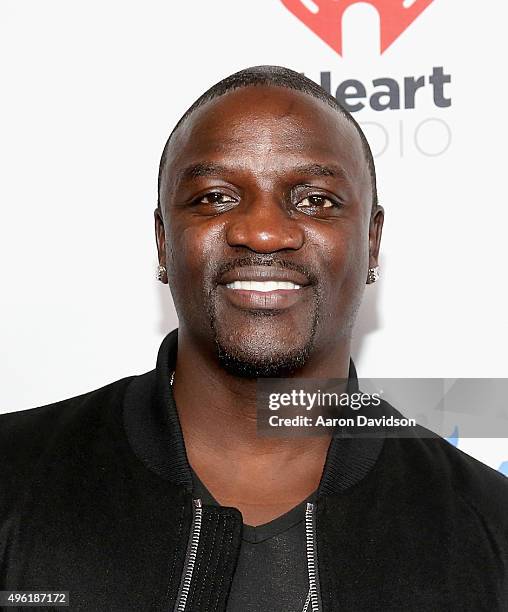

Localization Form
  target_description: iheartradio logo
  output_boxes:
[280,0,435,55]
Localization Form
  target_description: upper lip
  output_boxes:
[218,266,311,286]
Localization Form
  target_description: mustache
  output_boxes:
[212,254,319,286]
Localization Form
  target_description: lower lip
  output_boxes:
[217,285,311,310]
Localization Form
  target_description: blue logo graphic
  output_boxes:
[446,425,459,447]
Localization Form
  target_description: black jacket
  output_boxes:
[1,329,507,611]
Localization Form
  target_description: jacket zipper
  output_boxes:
[302,501,322,612]
[174,499,320,612]
[174,498,203,612]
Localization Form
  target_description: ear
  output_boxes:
[154,207,168,284]
[368,204,384,269]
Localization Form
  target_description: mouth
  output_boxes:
[217,265,313,311]
[225,280,303,291]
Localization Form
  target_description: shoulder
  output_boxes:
[421,433,508,529]
[0,376,137,517]
[379,400,508,538]
[0,376,135,445]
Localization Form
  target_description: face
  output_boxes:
[156,86,383,377]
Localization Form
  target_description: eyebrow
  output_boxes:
[179,162,229,182]
[178,161,349,183]
[291,163,348,179]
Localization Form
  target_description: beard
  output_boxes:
[200,254,322,378]
[206,288,321,379]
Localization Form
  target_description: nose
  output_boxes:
[225,194,305,254]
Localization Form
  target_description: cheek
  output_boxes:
[309,222,369,301]
[167,219,225,289]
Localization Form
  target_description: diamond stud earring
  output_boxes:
[367,266,380,284]
[156,264,167,282]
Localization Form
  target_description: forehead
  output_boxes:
[163,85,369,194]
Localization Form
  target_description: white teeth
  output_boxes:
[225,280,302,291]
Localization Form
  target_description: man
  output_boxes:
[1,66,507,611]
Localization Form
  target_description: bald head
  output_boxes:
[157,65,377,210]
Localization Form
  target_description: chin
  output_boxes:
[212,320,317,378]
[207,287,321,378]
[215,341,313,378]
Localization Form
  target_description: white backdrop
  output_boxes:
[1,0,507,474]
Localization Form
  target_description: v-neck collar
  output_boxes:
[190,464,316,543]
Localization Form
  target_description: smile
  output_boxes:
[225,281,302,291]
[216,265,312,311]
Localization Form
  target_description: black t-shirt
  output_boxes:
[190,467,316,612]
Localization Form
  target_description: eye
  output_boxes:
[196,191,237,206]
[296,194,340,212]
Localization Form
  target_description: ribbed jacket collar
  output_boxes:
[123,328,384,498]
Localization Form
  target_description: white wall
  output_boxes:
[1,0,506,473]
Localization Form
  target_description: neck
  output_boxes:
[172,326,351,459]
[171,326,353,522]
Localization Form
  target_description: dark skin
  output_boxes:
[155,85,383,525]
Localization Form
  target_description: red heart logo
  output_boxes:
[280,0,435,55]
